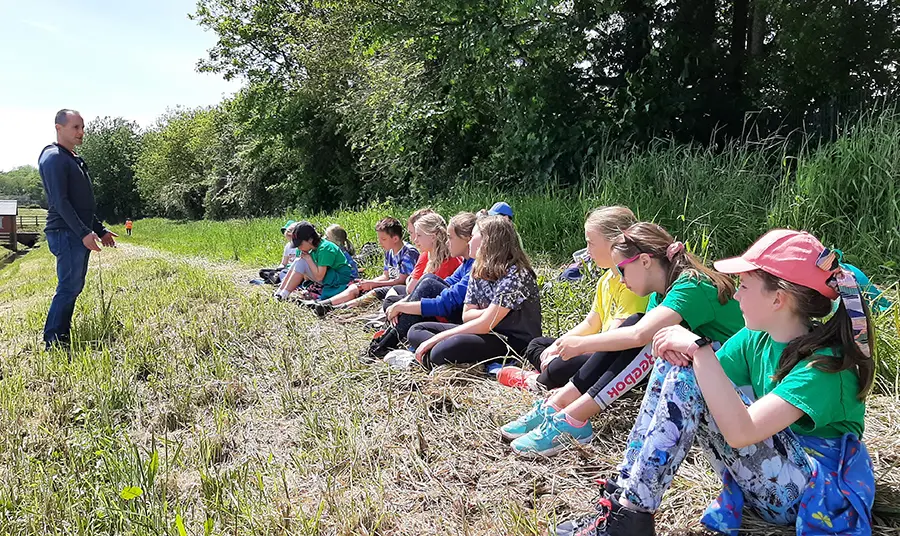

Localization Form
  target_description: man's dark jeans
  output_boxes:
[44,228,90,346]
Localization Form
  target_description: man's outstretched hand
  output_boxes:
[82,232,102,252]
[100,231,118,248]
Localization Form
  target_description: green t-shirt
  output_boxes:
[716,328,866,438]
[311,239,352,286]
[646,275,744,343]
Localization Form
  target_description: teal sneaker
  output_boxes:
[510,413,593,457]
[500,399,556,442]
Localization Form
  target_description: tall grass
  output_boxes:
[771,110,900,276]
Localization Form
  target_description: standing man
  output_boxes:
[39,109,117,350]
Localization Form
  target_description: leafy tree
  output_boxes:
[135,107,223,219]
[78,117,143,222]
[0,166,45,206]
[124,0,900,217]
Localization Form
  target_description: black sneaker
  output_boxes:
[362,327,401,362]
[313,302,333,318]
[553,493,655,536]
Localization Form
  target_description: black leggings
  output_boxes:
[524,337,592,390]
[390,275,456,339]
[565,313,653,409]
[524,314,645,390]
[407,321,529,367]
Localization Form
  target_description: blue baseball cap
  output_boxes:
[488,201,514,219]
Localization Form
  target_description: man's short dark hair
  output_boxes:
[55,109,80,125]
[375,217,403,238]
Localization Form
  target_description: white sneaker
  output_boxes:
[384,349,417,369]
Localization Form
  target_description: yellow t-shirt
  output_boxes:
[591,270,650,332]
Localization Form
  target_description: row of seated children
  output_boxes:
[263,203,884,535]
[310,202,511,319]
[424,207,881,535]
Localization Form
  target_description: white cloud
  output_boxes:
[0,107,59,171]
[22,19,59,34]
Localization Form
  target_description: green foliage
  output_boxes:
[0,165,45,207]
[134,107,239,220]
[78,117,143,223]
[178,0,900,207]
[82,1,900,220]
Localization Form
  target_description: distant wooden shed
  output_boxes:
[0,199,17,252]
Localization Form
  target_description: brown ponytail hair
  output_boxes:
[473,215,534,281]
[752,270,875,399]
[325,224,355,256]
[612,222,735,304]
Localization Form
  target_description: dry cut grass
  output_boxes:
[0,243,897,535]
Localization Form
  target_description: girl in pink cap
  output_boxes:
[555,229,876,536]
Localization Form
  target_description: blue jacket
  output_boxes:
[342,249,360,279]
[420,258,474,318]
[39,144,107,238]
[701,433,874,535]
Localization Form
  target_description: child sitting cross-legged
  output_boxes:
[273,221,354,301]
[407,215,541,368]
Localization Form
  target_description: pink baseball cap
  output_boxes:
[713,229,839,299]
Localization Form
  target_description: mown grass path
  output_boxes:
[1,243,898,535]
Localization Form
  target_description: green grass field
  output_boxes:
[1,216,899,534]
[15,207,47,232]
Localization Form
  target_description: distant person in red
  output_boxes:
[125,219,133,236]
[39,109,117,350]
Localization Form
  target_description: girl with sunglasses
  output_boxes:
[504,222,744,456]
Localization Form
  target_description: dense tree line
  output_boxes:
[62,1,900,221]
[0,166,44,207]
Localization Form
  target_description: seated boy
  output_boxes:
[311,217,419,316]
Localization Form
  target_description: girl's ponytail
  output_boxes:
[612,222,736,303]
[754,267,875,399]
[325,224,354,256]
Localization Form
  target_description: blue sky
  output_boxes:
[0,0,242,171]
